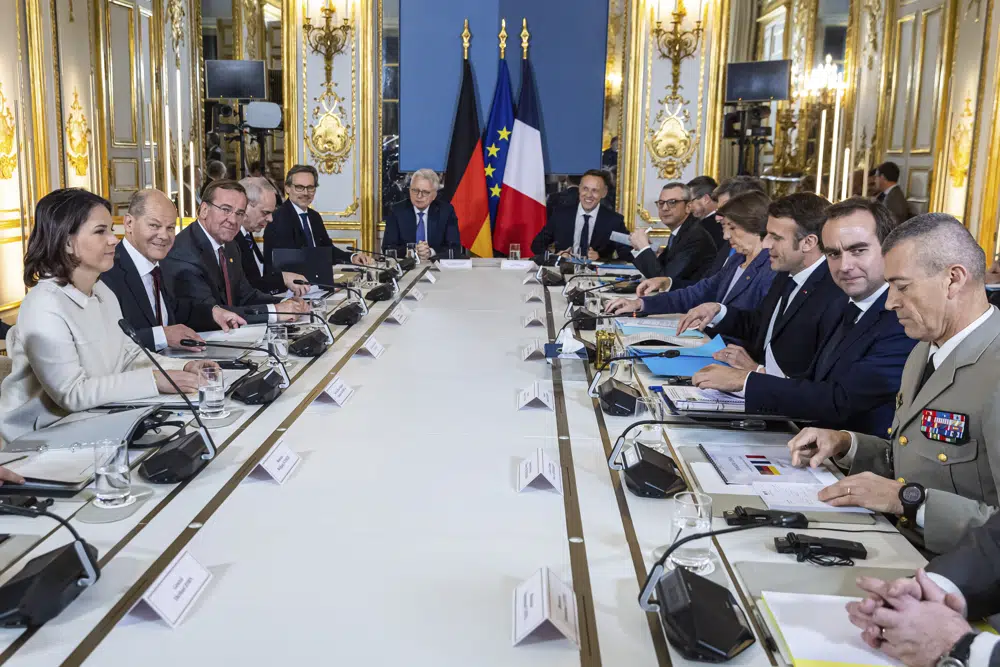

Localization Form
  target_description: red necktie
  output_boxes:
[218,247,234,306]
[150,265,164,325]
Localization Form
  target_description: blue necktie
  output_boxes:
[300,212,316,248]
[416,211,427,243]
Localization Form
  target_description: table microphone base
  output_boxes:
[0,541,99,628]
[598,377,641,416]
[329,303,364,326]
[622,444,687,499]
[289,329,329,357]
[231,368,284,405]
[139,431,212,484]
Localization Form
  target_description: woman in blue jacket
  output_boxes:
[605,191,775,344]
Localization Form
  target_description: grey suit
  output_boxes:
[851,308,1000,554]
[877,186,911,224]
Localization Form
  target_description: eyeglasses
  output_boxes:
[655,198,690,209]
[290,184,317,194]
[205,200,247,221]
[410,188,434,198]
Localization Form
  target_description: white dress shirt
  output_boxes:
[240,226,264,276]
[198,222,276,322]
[121,238,170,351]
[574,204,600,254]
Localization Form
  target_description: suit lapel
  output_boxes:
[723,250,768,304]
[771,262,829,340]
[191,223,226,295]
[116,247,157,327]
[283,201,305,246]
[815,292,887,380]
[591,208,611,248]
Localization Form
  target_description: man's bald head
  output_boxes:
[123,188,178,262]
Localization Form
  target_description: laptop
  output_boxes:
[271,247,335,286]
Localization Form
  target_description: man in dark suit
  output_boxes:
[874,161,911,223]
[162,180,310,325]
[695,199,914,436]
[530,169,630,261]
[629,182,717,287]
[101,189,246,351]
[678,192,846,380]
[382,168,463,259]
[236,177,309,296]
[262,164,374,273]
[687,175,723,248]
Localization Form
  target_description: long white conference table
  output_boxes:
[0,261,927,666]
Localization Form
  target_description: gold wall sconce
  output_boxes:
[650,0,703,97]
[303,0,355,175]
[303,0,353,86]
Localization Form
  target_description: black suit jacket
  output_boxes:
[161,222,281,324]
[100,244,217,349]
[0,321,9,340]
[263,200,352,272]
[633,215,717,287]
[237,230,285,294]
[928,513,1000,623]
[530,204,630,260]
[709,261,848,379]
[382,199,463,256]
[746,289,916,435]
[698,213,724,249]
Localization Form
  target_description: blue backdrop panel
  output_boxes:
[398,0,609,175]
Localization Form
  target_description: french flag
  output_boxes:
[493,58,546,256]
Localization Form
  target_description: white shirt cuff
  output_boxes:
[152,326,168,351]
[350,252,359,263]
[631,246,652,257]
[267,304,277,324]
[834,431,859,468]
[710,304,728,326]
[971,633,1000,667]
[916,501,927,528]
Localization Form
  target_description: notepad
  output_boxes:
[699,444,836,486]
[663,386,745,412]
[753,482,873,514]
[761,591,902,666]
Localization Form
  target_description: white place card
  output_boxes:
[404,288,425,301]
[516,448,563,494]
[523,290,543,303]
[522,310,545,328]
[439,259,473,270]
[356,336,385,358]
[316,376,355,407]
[587,370,604,398]
[564,302,576,318]
[421,271,438,283]
[517,381,554,411]
[255,438,302,485]
[502,259,535,271]
[512,567,579,647]
[386,303,412,325]
[137,550,213,628]
[522,273,541,285]
[522,339,546,361]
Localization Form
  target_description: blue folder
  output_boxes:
[627,332,728,376]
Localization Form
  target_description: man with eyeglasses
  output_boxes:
[162,180,310,325]
[236,176,310,296]
[263,164,374,272]
[629,182,717,288]
[382,168,463,260]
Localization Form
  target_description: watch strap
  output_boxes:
[900,483,925,523]
[949,631,979,662]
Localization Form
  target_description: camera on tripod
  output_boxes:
[205,60,282,174]
[722,59,791,176]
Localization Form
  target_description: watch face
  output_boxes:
[902,485,923,503]
[936,658,964,667]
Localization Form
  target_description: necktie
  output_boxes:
[246,231,264,263]
[815,304,861,372]
[579,214,591,257]
[416,211,427,244]
[876,192,886,203]
[916,353,936,393]
[150,265,164,326]
[300,212,316,248]
[777,277,797,314]
[218,246,234,306]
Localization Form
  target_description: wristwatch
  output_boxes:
[899,482,926,524]
[936,631,978,667]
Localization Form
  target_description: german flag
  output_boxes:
[442,59,492,257]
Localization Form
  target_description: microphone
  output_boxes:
[347,246,415,273]
[596,348,679,371]
[0,504,100,627]
[566,276,636,306]
[119,320,217,461]
[554,310,645,339]
[292,279,369,315]
[180,337,290,389]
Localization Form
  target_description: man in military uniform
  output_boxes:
[788,213,1000,554]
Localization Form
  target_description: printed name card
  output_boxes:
[517,381,554,411]
[512,567,580,647]
[516,448,563,494]
[564,302,576,318]
[522,310,545,328]
[255,438,302,485]
[404,288,425,301]
[522,273,542,285]
[439,259,473,270]
[502,259,535,271]
[316,376,355,407]
[386,304,412,325]
[420,271,438,283]
[356,336,385,359]
[137,550,213,628]
[523,290,544,303]
[522,339,546,361]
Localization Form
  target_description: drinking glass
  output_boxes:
[632,396,666,449]
[386,249,397,261]
[447,248,456,260]
[509,244,521,261]
[266,325,289,363]
[198,366,229,420]
[666,492,714,574]
[93,439,131,508]
[406,243,417,261]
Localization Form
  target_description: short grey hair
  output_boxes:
[240,177,275,206]
[409,169,441,190]
[661,181,693,201]
[882,212,986,283]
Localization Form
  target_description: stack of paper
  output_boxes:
[663,386,744,412]
[761,591,901,666]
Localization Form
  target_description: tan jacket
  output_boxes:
[853,308,1000,553]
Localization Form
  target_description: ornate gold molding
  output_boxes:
[167,0,186,67]
[863,0,883,69]
[646,95,697,179]
[0,84,16,180]
[949,97,973,188]
[244,0,261,59]
[703,0,731,178]
[282,0,298,173]
[66,89,92,177]
[358,0,377,250]
[303,1,355,175]
[26,0,51,196]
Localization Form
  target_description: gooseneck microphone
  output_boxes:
[566,276,637,305]
[596,348,679,371]
[119,319,217,460]
[554,310,646,339]
[293,279,369,313]
[179,337,290,389]
[293,279,368,325]
[259,299,335,348]
[347,246,414,273]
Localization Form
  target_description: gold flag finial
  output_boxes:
[520,18,530,59]
[499,18,508,59]
[462,19,471,60]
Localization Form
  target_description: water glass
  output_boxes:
[308,296,327,315]
[633,396,666,449]
[406,243,417,260]
[509,244,521,261]
[666,492,714,574]
[266,325,289,362]
[386,249,397,261]
[93,439,131,508]
[447,248,456,260]
[198,366,229,420]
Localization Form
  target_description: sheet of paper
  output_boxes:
[753,483,873,514]
[609,231,631,245]
[8,449,95,483]
[700,444,838,486]
[689,462,755,495]
[762,591,901,666]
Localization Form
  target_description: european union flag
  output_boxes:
[483,59,514,231]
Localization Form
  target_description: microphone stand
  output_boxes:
[596,348,679,371]
[347,246,411,275]
[294,280,370,317]
[119,320,217,460]
[180,338,290,389]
